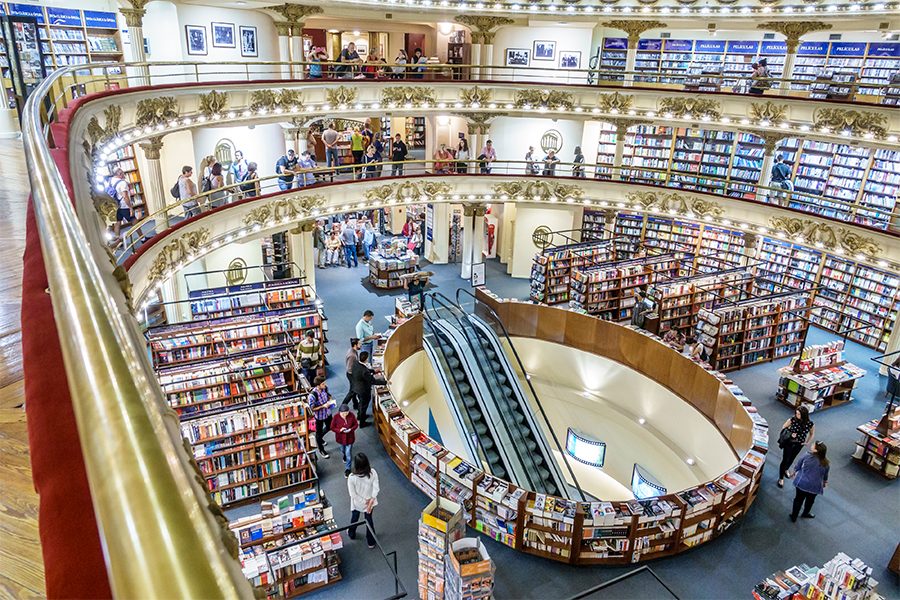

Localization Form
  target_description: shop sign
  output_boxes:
[695,40,726,53]
[760,41,787,55]
[867,42,900,58]
[602,37,627,50]
[726,40,759,54]
[7,3,44,23]
[638,39,662,51]
[664,39,693,52]
[83,10,118,29]
[46,7,82,27]
[829,42,866,56]
[426,204,434,243]
[798,41,828,56]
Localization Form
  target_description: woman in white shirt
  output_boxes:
[347,452,380,548]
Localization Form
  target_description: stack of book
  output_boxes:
[777,361,866,412]
[853,414,900,479]
[444,538,495,600]
[418,499,466,600]
[753,553,882,600]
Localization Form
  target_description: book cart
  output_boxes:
[776,341,866,412]
[229,487,345,597]
[374,312,769,566]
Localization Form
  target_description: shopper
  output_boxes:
[276,149,298,191]
[410,225,424,256]
[307,376,335,459]
[323,122,341,169]
[207,162,226,208]
[573,146,586,178]
[350,351,387,426]
[297,150,317,187]
[344,338,362,408]
[777,405,815,488]
[326,231,342,266]
[240,162,260,198]
[456,138,470,173]
[295,330,321,386]
[631,290,653,329]
[362,222,377,261]
[336,42,362,78]
[542,150,560,176]
[770,156,793,205]
[108,168,134,245]
[749,60,771,95]
[355,310,380,358]
[411,48,427,79]
[662,328,685,351]
[341,222,359,267]
[405,273,426,310]
[392,49,408,79]
[682,336,705,361]
[331,404,359,477]
[230,150,249,184]
[391,133,408,176]
[401,216,414,238]
[307,49,324,79]
[373,135,387,177]
[314,220,327,268]
[362,145,379,179]
[351,128,365,179]
[479,140,496,173]
[788,441,829,522]
[347,452,380,549]
[177,165,199,218]
[199,155,216,187]
[525,146,538,175]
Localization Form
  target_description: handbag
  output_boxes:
[777,427,793,449]
[300,357,313,370]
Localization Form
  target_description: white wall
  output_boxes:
[510,204,578,277]
[491,23,595,84]
[200,239,267,286]
[488,116,585,167]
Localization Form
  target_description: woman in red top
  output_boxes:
[332,403,359,477]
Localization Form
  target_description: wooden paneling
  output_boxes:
[383,313,423,378]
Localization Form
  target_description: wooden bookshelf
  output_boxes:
[368,250,417,289]
[853,413,900,479]
[188,277,318,320]
[99,145,146,219]
[530,240,616,306]
[651,268,753,334]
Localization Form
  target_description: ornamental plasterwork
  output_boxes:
[198,90,229,118]
[453,16,514,44]
[325,86,357,106]
[491,181,584,201]
[381,86,436,107]
[248,88,303,113]
[514,89,574,111]
[266,3,323,27]
[767,217,882,257]
[243,195,326,228]
[600,20,667,48]
[610,117,648,137]
[365,181,453,204]
[756,22,833,53]
[627,191,723,218]
[135,96,178,128]
[812,108,888,138]
[84,104,122,152]
[459,86,492,106]
[836,229,883,257]
[139,136,164,160]
[456,112,501,134]
[657,97,721,120]
[597,92,633,114]
[748,101,788,124]
[147,229,211,282]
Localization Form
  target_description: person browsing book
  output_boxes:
[307,376,335,459]
[350,351,387,427]
[788,441,829,522]
[355,310,379,358]
[344,338,362,408]
[777,405,815,488]
[347,452,380,549]
[331,404,359,477]
[295,330,320,386]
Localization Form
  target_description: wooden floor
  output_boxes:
[0,139,45,599]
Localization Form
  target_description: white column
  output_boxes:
[120,8,149,86]
[624,46,637,87]
[482,43,494,80]
[138,136,169,230]
[426,203,450,264]
[740,233,759,269]
[612,124,627,181]
[160,277,179,324]
[780,51,797,96]
[499,202,516,265]
[289,223,317,290]
[757,153,775,203]
[291,32,305,80]
[276,22,292,79]
[461,204,485,279]
[470,43,482,80]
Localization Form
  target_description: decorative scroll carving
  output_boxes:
[365,182,454,204]
[118,6,147,28]
[244,195,328,227]
[627,191,723,217]
[454,16,515,44]
[460,86,492,106]
[139,136,164,160]
[381,86,436,107]
[249,89,303,113]
[609,117,648,137]
[766,217,882,255]
[514,89,574,110]
[812,108,888,138]
[491,181,584,201]
[756,22,833,53]
[266,3,322,34]
[658,97,721,119]
[601,20,667,48]
[134,97,178,128]
[85,104,122,152]
[597,92,634,114]
[147,229,210,282]
[836,229,882,257]
[325,86,358,106]
[198,90,229,118]
[749,101,788,124]
[456,112,499,134]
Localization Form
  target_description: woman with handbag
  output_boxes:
[777,405,815,488]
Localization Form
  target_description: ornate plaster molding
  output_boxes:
[365,181,453,204]
[274,21,291,37]
[249,89,303,113]
[118,6,147,28]
[381,86,437,107]
[84,104,121,154]
[514,89,574,110]
[325,86,358,106]
[459,86,492,106]
[657,97,721,120]
[198,91,229,118]
[601,20,667,48]
[139,136,164,161]
[147,229,211,282]
[266,3,323,27]
[739,130,787,154]
[627,191,724,218]
[597,92,634,114]
[135,97,178,128]
[491,181,584,201]
[768,217,883,257]
[756,22,833,53]
[748,101,788,124]
[456,112,499,135]
[243,195,327,228]
[453,16,515,44]
[609,117,649,137]
[812,108,888,139]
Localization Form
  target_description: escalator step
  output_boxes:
[537,467,550,480]
[457,383,471,395]
[495,467,508,478]
[464,398,477,409]
[447,358,461,369]
[474,423,488,435]
[482,438,495,450]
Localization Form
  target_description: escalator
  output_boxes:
[422,293,580,499]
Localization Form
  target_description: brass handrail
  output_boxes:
[117,158,899,259]
[22,68,253,598]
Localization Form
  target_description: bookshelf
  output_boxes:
[670,128,732,195]
[444,539,495,600]
[776,341,865,412]
[882,72,900,106]
[634,38,662,83]
[597,37,626,82]
[659,39,693,85]
[651,268,752,334]
[791,41,829,91]
[580,209,607,241]
[696,225,744,273]
[754,238,822,294]
[99,145,146,219]
[621,125,671,185]
[857,148,900,229]
[530,240,616,306]
[853,406,900,479]
[723,40,759,88]
[229,489,344,596]
[727,132,765,200]
[406,116,425,149]
[418,498,465,600]
[368,249,418,289]
[593,122,617,180]
[188,277,318,320]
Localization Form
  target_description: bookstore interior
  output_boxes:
[8,0,900,599]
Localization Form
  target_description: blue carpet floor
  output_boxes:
[238,256,900,599]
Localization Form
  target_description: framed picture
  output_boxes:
[185,25,207,56]
[505,48,530,67]
[211,22,236,48]
[559,51,581,69]
[240,25,258,57]
[533,40,555,61]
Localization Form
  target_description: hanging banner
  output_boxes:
[695,40,726,54]
[602,38,627,51]
[726,40,759,54]
[797,41,828,55]
[637,39,662,51]
[83,10,118,29]
[664,39,693,52]
[46,7,82,26]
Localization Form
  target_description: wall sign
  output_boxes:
[7,3,44,23]
[532,225,553,250]
[632,464,667,499]
[602,37,627,50]
[225,258,248,285]
[828,42,866,57]
[798,41,829,56]
[46,7,81,27]
[664,39,693,52]
[867,42,900,57]
[695,40,726,53]
[540,129,562,154]
[637,39,662,51]
[760,41,787,55]
[214,138,235,170]
[726,40,759,54]
[471,262,485,287]
[425,204,434,242]
[83,10,118,29]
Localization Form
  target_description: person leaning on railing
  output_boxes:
[176,165,199,218]
[239,162,260,198]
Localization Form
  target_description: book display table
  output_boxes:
[853,415,900,479]
[369,249,418,289]
[753,553,882,600]
[776,341,865,412]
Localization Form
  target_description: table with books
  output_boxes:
[776,341,865,412]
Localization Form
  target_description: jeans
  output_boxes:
[344,244,358,268]
[392,163,404,176]
[325,147,340,168]
[363,242,372,261]
[302,367,317,387]
[315,415,332,452]
[791,488,817,518]
[182,200,200,218]
[278,179,293,191]
[351,151,364,178]
[349,509,376,546]
[341,443,353,471]
[779,441,804,479]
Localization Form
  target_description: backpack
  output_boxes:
[105,178,119,200]
[170,180,180,199]
[200,176,212,193]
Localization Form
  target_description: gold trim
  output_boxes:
[812,108,888,138]
[597,92,634,114]
[491,181,584,201]
[657,97,721,119]
[199,91,229,118]
[454,16,515,44]
[364,181,453,203]
[756,21,833,54]
[514,89,574,110]
[381,86,437,107]
[147,229,210,282]
[85,104,122,153]
[460,86,492,106]
[325,86,358,106]
[139,136,164,160]
[627,191,723,217]
[135,97,178,129]
[601,20,668,48]
[118,7,145,28]
[748,101,788,124]
[244,194,329,227]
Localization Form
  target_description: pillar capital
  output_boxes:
[139,136,164,160]
[274,21,291,36]
[463,203,487,217]
[456,111,499,135]
[267,3,323,35]
[740,129,786,154]
[756,21,833,54]
[454,16,514,44]
[609,117,648,138]
[601,20,667,49]
[119,7,145,28]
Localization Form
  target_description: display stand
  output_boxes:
[775,341,866,412]
[369,248,418,289]
[753,553,882,600]
[418,498,465,600]
[853,395,900,479]
[529,240,616,306]
[444,538,495,600]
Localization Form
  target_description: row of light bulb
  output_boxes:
[346,0,894,15]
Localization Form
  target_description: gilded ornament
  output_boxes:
[688,199,724,218]
[118,7,145,28]
[266,3,323,28]
[768,217,836,249]
[243,205,273,228]
[836,229,882,257]
[748,101,788,124]
[198,90,228,118]
[364,182,453,204]
[460,86,492,106]
[625,191,718,217]
[597,92,634,114]
[491,181,584,201]
[147,229,211,282]
[456,112,498,134]
[514,89,575,110]
[756,22,833,53]
[139,136,164,160]
[600,20,668,48]
[326,86,358,106]
[453,16,514,44]
[812,108,887,139]
[658,97,721,119]
[381,86,437,107]
[85,105,122,152]
[135,96,178,128]
[532,225,554,249]
[249,89,303,113]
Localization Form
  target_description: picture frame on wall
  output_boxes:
[185,25,207,56]
[240,25,258,57]
[559,51,581,69]
[505,48,530,67]
[211,22,236,48]
[533,40,555,61]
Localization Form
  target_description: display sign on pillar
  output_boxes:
[471,262,485,287]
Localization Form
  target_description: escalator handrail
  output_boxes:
[456,288,587,502]
[424,292,551,491]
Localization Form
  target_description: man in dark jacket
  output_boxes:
[350,351,387,427]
